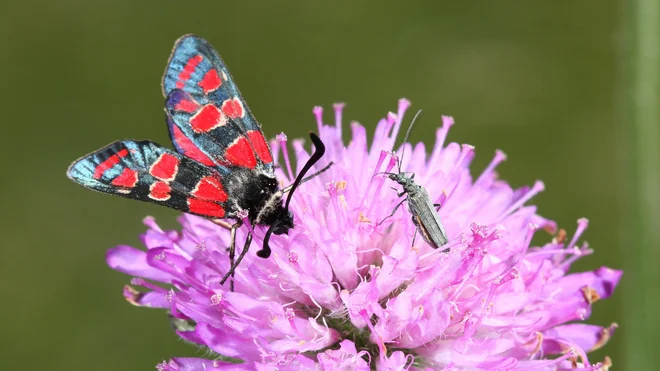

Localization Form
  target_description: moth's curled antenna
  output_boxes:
[258,132,329,259]
[283,132,327,211]
[259,225,277,259]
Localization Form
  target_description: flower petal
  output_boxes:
[106,245,174,282]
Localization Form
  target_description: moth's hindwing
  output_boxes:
[67,140,234,219]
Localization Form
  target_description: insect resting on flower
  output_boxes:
[67,34,330,289]
[380,110,449,250]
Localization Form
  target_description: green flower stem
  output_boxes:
[626,0,660,369]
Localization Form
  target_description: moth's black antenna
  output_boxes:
[398,109,423,174]
[260,132,327,258]
[283,132,326,211]
[261,227,276,259]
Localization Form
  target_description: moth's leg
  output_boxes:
[219,221,243,292]
[212,219,234,254]
[219,232,253,290]
[233,233,253,272]
[212,219,234,230]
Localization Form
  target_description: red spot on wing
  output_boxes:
[149,181,171,201]
[187,198,225,218]
[198,69,222,94]
[225,137,257,169]
[221,98,244,118]
[150,153,180,181]
[174,98,200,113]
[171,125,215,166]
[190,104,227,133]
[176,55,203,89]
[247,130,273,164]
[93,148,130,179]
[192,176,228,202]
[111,168,138,188]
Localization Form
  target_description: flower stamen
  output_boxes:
[276,132,294,181]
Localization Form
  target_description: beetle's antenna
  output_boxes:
[398,109,423,174]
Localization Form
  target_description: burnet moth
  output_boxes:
[381,110,449,250]
[67,35,331,289]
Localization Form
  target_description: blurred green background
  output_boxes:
[1,1,639,370]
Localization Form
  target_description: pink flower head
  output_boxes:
[108,99,621,370]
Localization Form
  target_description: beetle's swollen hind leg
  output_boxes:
[412,229,418,247]
[378,198,407,226]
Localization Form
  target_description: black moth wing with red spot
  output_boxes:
[67,34,307,266]
[67,140,235,219]
[162,34,275,173]
[161,34,291,229]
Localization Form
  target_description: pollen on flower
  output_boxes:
[236,209,248,220]
[105,99,622,370]
[582,286,601,304]
[123,285,143,306]
[210,293,222,305]
[284,308,295,320]
[592,323,618,352]
[275,132,294,180]
[195,240,206,252]
[357,212,371,223]
[325,180,342,195]
[554,228,568,243]
[288,251,299,263]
